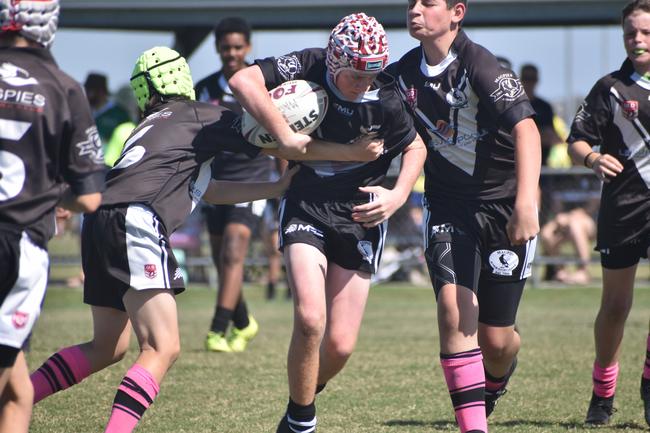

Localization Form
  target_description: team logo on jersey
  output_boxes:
[490,74,524,102]
[488,249,519,276]
[445,88,468,108]
[622,100,639,120]
[76,126,104,165]
[357,240,374,264]
[276,55,302,81]
[406,86,418,110]
[0,63,38,86]
[144,264,157,279]
[11,311,29,329]
[574,102,591,123]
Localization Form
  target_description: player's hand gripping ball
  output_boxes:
[241,80,329,148]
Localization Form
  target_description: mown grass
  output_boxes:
[28,283,650,433]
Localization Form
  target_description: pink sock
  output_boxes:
[592,361,619,398]
[440,348,487,433]
[643,334,650,379]
[104,364,160,433]
[31,345,91,403]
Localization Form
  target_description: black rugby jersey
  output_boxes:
[255,48,417,201]
[195,69,272,183]
[101,100,260,233]
[390,31,535,202]
[568,59,650,248]
[0,47,105,247]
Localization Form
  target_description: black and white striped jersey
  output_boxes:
[255,48,417,201]
[195,69,273,183]
[390,31,535,202]
[101,100,260,233]
[0,47,105,247]
[568,59,650,248]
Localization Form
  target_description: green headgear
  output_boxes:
[130,46,195,112]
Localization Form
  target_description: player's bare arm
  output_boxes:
[263,133,384,162]
[507,117,541,245]
[230,66,379,160]
[568,139,624,183]
[352,134,426,227]
[203,166,299,205]
[58,189,102,214]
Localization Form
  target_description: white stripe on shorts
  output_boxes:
[0,232,48,349]
[277,197,287,248]
[125,204,170,290]
[520,235,537,280]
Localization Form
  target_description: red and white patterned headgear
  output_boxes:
[0,0,59,47]
[326,12,388,79]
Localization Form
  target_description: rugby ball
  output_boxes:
[241,80,329,148]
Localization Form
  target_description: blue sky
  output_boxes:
[51,25,625,121]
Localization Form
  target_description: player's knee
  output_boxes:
[322,337,354,362]
[600,298,633,321]
[294,309,326,341]
[480,340,510,361]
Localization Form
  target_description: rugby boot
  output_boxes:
[204,331,232,353]
[227,315,259,352]
[641,376,650,427]
[585,393,615,426]
[485,357,517,417]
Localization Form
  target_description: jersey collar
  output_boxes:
[419,46,457,78]
[631,71,650,90]
[325,71,380,103]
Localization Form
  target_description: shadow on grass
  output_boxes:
[384,419,647,430]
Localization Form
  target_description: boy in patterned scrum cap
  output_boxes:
[230,12,427,433]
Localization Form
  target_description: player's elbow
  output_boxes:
[228,66,259,96]
[74,192,102,213]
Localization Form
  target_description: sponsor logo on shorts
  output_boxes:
[144,264,157,279]
[173,268,183,280]
[430,223,454,234]
[12,311,28,329]
[357,240,374,264]
[488,249,519,276]
[284,223,324,237]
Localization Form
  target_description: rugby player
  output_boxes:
[568,0,650,426]
[390,1,541,431]
[195,17,270,353]
[0,1,104,431]
[229,12,427,432]
[29,44,384,433]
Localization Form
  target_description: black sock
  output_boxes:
[286,398,316,431]
[210,306,233,334]
[232,299,250,329]
[266,282,276,299]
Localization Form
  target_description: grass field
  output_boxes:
[27,283,650,433]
